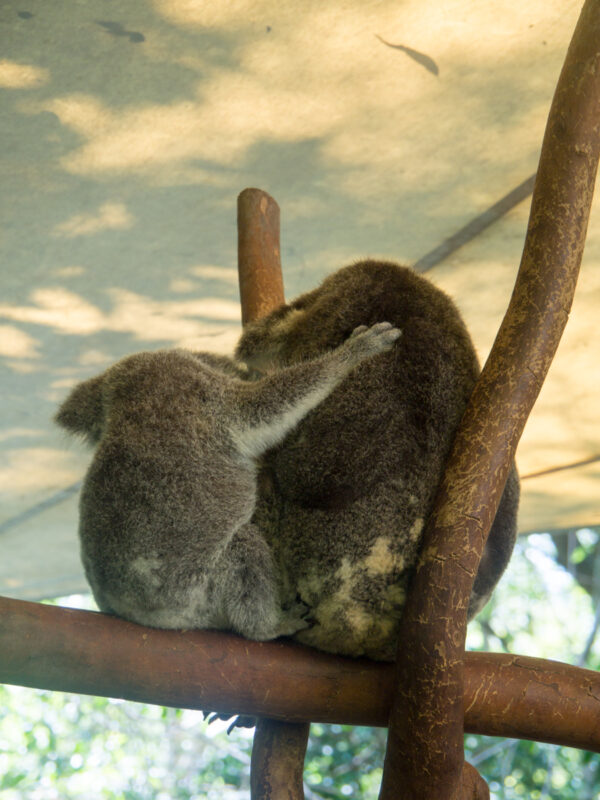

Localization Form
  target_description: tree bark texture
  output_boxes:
[238,187,285,324]
[380,1,600,798]
[2,595,600,752]
[251,720,310,800]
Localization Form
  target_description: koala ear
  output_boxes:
[54,373,106,446]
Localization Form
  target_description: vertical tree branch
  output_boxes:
[251,720,310,800]
[380,2,600,797]
[237,187,309,800]
[238,188,285,323]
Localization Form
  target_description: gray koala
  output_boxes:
[56,259,519,662]
[55,320,401,641]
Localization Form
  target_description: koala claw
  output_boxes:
[348,324,368,338]
[276,597,313,637]
[288,593,310,615]
[346,322,402,358]
[204,712,256,732]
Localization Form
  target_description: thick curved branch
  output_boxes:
[380,2,600,797]
[1,596,600,752]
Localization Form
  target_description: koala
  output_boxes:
[235,260,519,660]
[54,321,401,641]
[56,259,519,662]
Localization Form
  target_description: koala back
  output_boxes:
[56,349,258,627]
[237,260,481,511]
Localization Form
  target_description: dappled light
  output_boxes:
[0,289,105,335]
[0,447,83,495]
[0,325,40,359]
[0,59,49,89]
[520,461,600,532]
[52,202,135,238]
[5,0,574,208]
[0,286,240,343]
[433,198,600,485]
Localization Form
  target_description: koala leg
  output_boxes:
[232,322,401,459]
[217,524,310,641]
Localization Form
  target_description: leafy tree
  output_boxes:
[464,530,600,800]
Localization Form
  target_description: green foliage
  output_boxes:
[464,532,600,800]
[2,530,600,799]
[305,724,386,799]
[0,687,253,799]
[467,534,596,662]
[464,736,600,800]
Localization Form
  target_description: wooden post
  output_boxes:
[251,720,310,800]
[238,188,285,324]
[237,187,309,800]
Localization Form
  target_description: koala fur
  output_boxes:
[56,259,519,662]
[235,260,519,659]
[55,320,401,641]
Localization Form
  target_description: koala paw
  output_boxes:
[226,587,312,641]
[276,596,313,637]
[345,322,401,360]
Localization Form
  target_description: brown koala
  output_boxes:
[55,321,401,640]
[235,260,519,659]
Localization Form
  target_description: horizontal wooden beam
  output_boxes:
[1,595,599,752]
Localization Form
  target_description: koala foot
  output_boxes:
[345,322,401,360]
[235,597,311,641]
[276,596,313,637]
[204,712,256,733]
[221,528,313,642]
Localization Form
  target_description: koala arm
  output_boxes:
[229,322,401,460]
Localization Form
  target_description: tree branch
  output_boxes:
[380,1,600,796]
[1,596,600,753]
